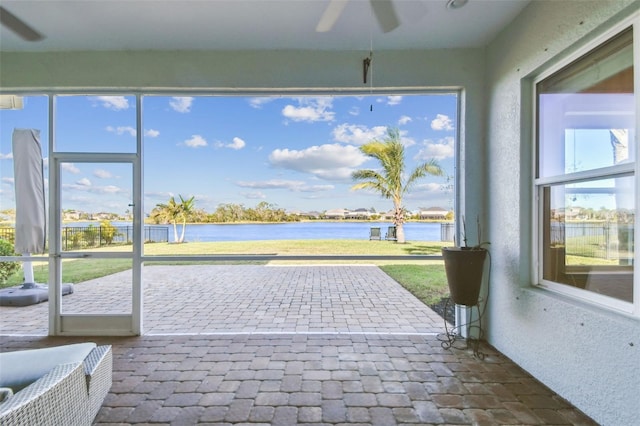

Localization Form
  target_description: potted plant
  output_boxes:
[441,217,489,306]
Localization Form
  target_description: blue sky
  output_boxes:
[1,94,457,216]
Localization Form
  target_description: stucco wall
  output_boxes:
[484,1,640,425]
[0,49,476,90]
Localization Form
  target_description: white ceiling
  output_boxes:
[0,0,530,52]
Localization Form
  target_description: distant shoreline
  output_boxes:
[0,219,454,228]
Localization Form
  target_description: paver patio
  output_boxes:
[0,265,596,425]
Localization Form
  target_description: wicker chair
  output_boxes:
[0,344,112,426]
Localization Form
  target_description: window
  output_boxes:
[536,27,635,311]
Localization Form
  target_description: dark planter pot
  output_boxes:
[441,247,488,306]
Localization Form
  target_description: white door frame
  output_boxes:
[48,154,143,335]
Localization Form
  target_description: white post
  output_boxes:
[22,252,35,284]
[455,304,481,339]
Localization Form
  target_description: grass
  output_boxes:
[124,239,448,256]
[1,240,450,307]
[379,264,449,305]
[2,239,624,308]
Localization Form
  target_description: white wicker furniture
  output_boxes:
[0,344,112,426]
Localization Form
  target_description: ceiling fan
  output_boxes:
[0,6,45,41]
[316,0,468,34]
[316,0,401,33]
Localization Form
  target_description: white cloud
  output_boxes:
[282,97,335,123]
[249,97,274,109]
[302,184,334,192]
[215,137,246,150]
[63,183,124,194]
[99,185,122,194]
[415,136,455,161]
[431,114,454,131]
[2,177,14,184]
[145,129,160,138]
[106,125,136,136]
[237,180,304,190]
[236,179,334,193]
[93,96,130,110]
[0,152,12,160]
[332,124,387,145]
[387,96,403,105]
[401,136,417,147]
[228,137,246,150]
[170,97,194,113]
[413,182,445,193]
[242,191,267,199]
[145,191,174,199]
[94,169,113,179]
[398,115,412,125]
[42,157,48,169]
[349,107,360,116]
[183,135,208,148]
[269,144,367,181]
[62,163,80,174]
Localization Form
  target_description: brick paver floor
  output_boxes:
[0,265,597,424]
[1,265,444,335]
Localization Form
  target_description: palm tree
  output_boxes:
[177,195,195,243]
[154,196,182,242]
[351,128,444,243]
[154,195,195,243]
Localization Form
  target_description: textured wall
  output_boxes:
[0,49,480,90]
[484,1,640,425]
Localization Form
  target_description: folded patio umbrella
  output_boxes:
[13,128,46,256]
[0,128,73,307]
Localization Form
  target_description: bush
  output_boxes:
[100,220,120,245]
[0,239,20,283]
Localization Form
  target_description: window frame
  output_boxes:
[532,16,639,316]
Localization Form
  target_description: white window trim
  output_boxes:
[532,14,640,317]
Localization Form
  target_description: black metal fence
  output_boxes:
[0,225,169,251]
[439,221,633,260]
[2,222,633,260]
[551,222,634,260]
[0,227,15,244]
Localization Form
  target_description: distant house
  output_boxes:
[289,210,321,220]
[95,212,118,221]
[64,210,82,221]
[382,210,395,220]
[419,207,449,220]
[324,208,348,219]
[345,208,373,220]
[305,211,322,220]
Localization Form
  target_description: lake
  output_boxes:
[64,221,453,242]
[164,222,450,242]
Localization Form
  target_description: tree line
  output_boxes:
[147,199,299,242]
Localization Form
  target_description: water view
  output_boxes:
[88,221,449,242]
[178,221,447,242]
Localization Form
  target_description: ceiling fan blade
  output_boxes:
[370,0,399,33]
[0,6,44,41]
[316,0,349,33]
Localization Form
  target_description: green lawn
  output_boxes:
[104,239,448,256]
[378,264,449,305]
[0,239,450,306]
